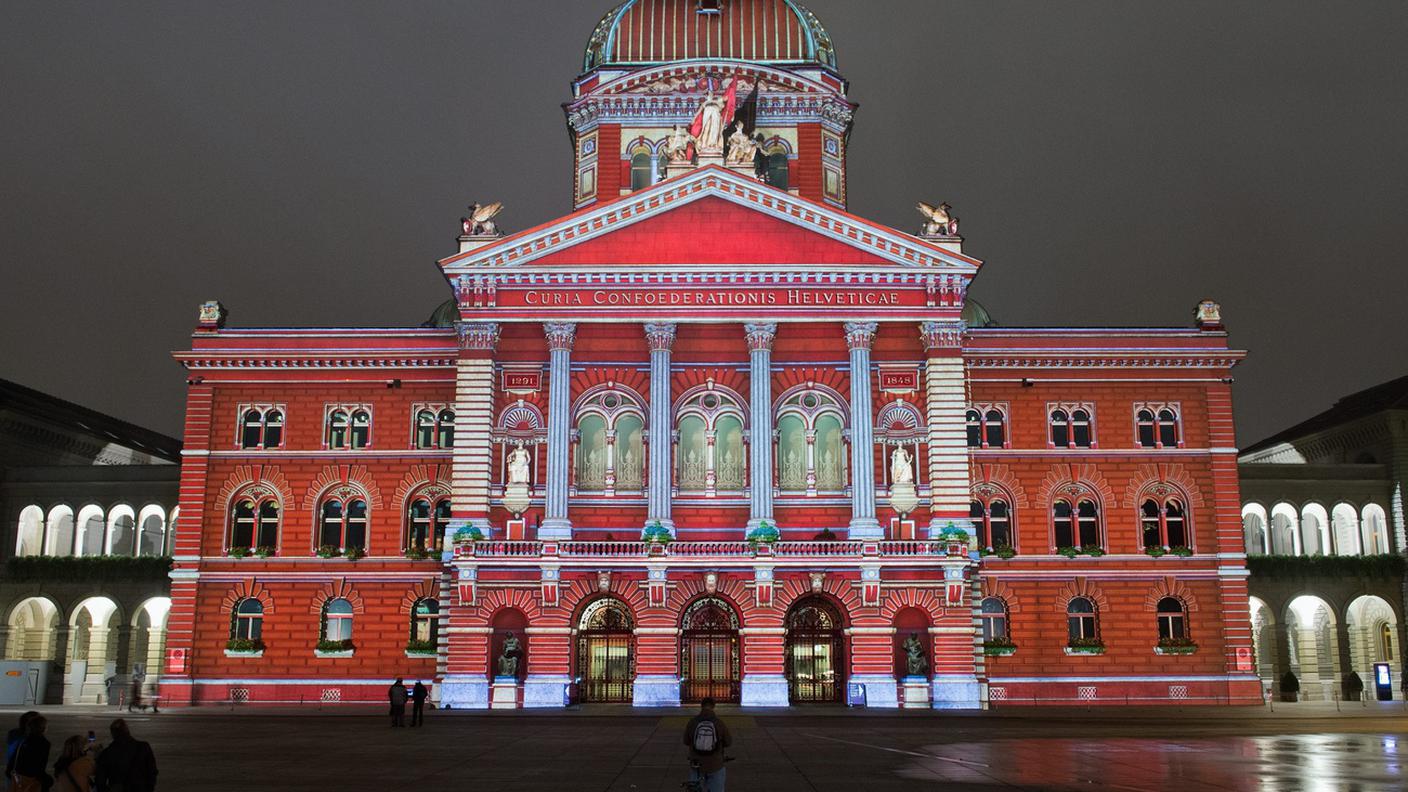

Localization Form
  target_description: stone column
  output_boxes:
[449,322,500,546]
[541,323,577,539]
[644,323,677,534]
[745,323,777,530]
[1335,618,1355,700]
[920,321,973,539]
[844,323,882,538]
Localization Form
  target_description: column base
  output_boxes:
[631,675,681,707]
[740,675,789,707]
[438,676,489,710]
[931,674,984,710]
[523,675,571,708]
[848,518,884,540]
[539,518,573,540]
[849,674,900,708]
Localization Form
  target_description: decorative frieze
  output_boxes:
[920,321,965,351]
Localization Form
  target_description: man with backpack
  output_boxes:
[94,719,158,792]
[682,697,731,792]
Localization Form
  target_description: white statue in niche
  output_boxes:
[890,446,914,485]
[507,442,532,485]
[695,90,729,154]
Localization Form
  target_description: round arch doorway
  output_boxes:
[680,597,741,704]
[575,598,634,703]
[785,596,845,703]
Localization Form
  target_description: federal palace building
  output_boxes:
[159,0,1261,709]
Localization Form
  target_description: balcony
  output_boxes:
[456,539,961,562]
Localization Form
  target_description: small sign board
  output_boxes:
[502,371,542,394]
[846,682,867,707]
[879,369,919,393]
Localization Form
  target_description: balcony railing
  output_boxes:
[456,539,959,560]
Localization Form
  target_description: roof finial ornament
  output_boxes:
[916,201,960,238]
[461,202,504,238]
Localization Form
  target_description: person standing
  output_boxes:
[388,678,408,727]
[682,698,732,792]
[410,681,428,727]
[12,714,52,792]
[94,719,157,792]
[6,711,39,782]
[126,677,142,713]
[51,736,95,792]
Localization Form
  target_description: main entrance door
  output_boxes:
[576,598,634,703]
[785,597,844,703]
[680,597,740,703]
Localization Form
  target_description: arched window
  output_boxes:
[230,599,264,641]
[414,408,456,450]
[1067,597,1098,642]
[1054,498,1101,549]
[75,506,105,557]
[979,598,1009,642]
[1269,503,1298,555]
[45,506,74,557]
[1141,497,1189,550]
[350,410,371,449]
[1136,409,1156,448]
[411,598,439,644]
[322,598,354,643]
[766,151,789,190]
[1050,406,1094,448]
[1331,503,1360,556]
[406,495,451,554]
[966,406,1007,449]
[776,387,848,494]
[437,409,455,449]
[1157,408,1179,447]
[1156,597,1187,640]
[230,496,280,551]
[1242,504,1268,556]
[1362,504,1390,555]
[328,407,372,450]
[573,387,646,494]
[137,506,167,557]
[106,506,135,556]
[675,387,747,494]
[1136,405,1180,448]
[14,506,43,557]
[319,498,367,551]
[327,409,349,448]
[970,498,1013,550]
[415,410,436,449]
[240,407,284,449]
[630,150,654,191]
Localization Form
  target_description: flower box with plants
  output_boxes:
[227,546,251,559]
[343,546,366,561]
[404,547,431,560]
[315,639,355,657]
[1057,545,1105,559]
[642,521,673,554]
[1065,637,1106,655]
[253,545,275,558]
[1167,545,1194,557]
[405,639,437,657]
[747,522,780,554]
[980,544,1017,560]
[453,526,484,544]
[1155,637,1198,655]
[983,637,1017,656]
[224,638,265,657]
[1144,545,1167,558]
[316,544,341,559]
[936,524,970,556]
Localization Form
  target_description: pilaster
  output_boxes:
[745,323,777,530]
[845,322,882,538]
[452,322,500,543]
[919,321,973,539]
[644,323,677,533]
[541,323,577,539]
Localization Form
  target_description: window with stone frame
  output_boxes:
[1052,496,1102,549]
[980,597,1009,642]
[572,386,646,493]
[230,598,263,641]
[326,405,372,450]
[413,405,455,450]
[1048,403,1096,449]
[965,404,1008,449]
[318,494,368,551]
[322,598,354,643]
[1156,597,1187,640]
[1140,496,1189,550]
[675,385,747,494]
[1067,597,1099,642]
[405,490,452,554]
[970,497,1014,550]
[238,405,285,449]
[411,598,439,644]
[229,493,280,552]
[1134,403,1182,449]
[775,386,849,494]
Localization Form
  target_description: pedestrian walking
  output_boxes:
[126,677,142,713]
[410,681,428,727]
[11,714,51,792]
[6,711,39,782]
[51,736,95,792]
[682,697,732,792]
[388,677,408,727]
[94,719,157,792]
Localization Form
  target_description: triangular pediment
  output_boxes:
[440,166,981,275]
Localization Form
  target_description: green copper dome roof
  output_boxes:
[962,298,996,328]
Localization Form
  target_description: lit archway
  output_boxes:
[66,596,121,704]
[14,506,44,557]
[1241,503,1268,556]
[1345,595,1398,700]
[1285,595,1340,701]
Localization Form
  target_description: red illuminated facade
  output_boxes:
[160,0,1259,709]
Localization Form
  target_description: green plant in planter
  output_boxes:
[983,636,1017,655]
[405,547,429,560]
[992,543,1017,559]
[1157,636,1198,654]
[641,521,673,544]
[1067,637,1106,653]
[316,544,341,559]
[453,526,484,543]
[344,546,366,561]
[937,523,969,543]
[1056,546,1080,559]
[405,639,436,655]
[316,639,354,653]
[225,638,264,653]
[1081,544,1105,557]
[253,545,276,559]
[228,546,251,559]
[1168,545,1194,557]
[746,522,781,544]
[1144,545,1167,558]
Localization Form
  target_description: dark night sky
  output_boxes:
[2,1,1405,445]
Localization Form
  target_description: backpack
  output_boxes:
[691,719,718,754]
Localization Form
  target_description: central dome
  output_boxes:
[583,0,836,72]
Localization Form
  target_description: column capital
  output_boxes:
[544,322,577,352]
[919,321,965,352]
[643,323,677,352]
[844,322,878,351]
[457,322,501,351]
[744,323,777,352]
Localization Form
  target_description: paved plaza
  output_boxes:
[13,703,1407,791]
